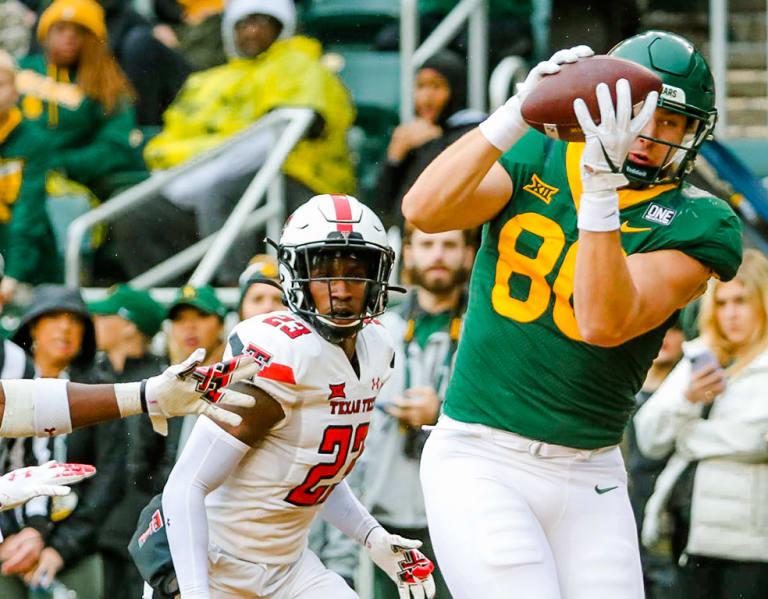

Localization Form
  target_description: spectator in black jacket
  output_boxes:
[88,284,168,599]
[98,0,192,126]
[376,50,485,229]
[0,285,122,598]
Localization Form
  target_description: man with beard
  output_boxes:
[360,224,476,599]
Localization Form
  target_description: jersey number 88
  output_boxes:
[492,212,611,341]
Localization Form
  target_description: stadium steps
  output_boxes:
[642,7,768,139]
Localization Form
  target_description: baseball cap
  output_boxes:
[168,285,227,321]
[88,285,167,337]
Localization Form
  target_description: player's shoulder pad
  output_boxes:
[226,311,324,383]
[671,183,743,281]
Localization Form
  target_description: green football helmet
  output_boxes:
[609,30,717,186]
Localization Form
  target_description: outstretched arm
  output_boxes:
[402,46,594,233]
[0,350,261,439]
[571,80,710,345]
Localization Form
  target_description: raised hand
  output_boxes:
[144,347,271,435]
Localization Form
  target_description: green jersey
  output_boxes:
[444,131,743,449]
[0,107,61,285]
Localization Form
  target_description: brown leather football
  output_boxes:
[520,55,663,142]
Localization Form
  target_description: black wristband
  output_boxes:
[140,379,148,413]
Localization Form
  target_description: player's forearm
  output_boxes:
[0,380,143,438]
[321,480,379,544]
[402,129,502,232]
[163,417,249,596]
[573,231,643,346]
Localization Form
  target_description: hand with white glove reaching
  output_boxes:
[141,347,270,435]
[573,79,659,231]
[480,45,595,152]
[365,526,436,599]
[0,461,95,512]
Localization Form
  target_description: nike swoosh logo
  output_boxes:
[620,221,651,233]
[594,484,619,495]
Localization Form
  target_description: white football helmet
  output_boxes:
[268,194,398,343]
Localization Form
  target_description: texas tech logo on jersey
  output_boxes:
[138,509,164,547]
[193,348,272,403]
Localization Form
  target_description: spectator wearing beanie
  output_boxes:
[118,0,355,284]
[376,50,485,229]
[237,254,283,321]
[16,0,146,199]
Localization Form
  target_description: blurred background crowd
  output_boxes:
[1,0,768,597]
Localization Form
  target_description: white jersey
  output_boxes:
[205,311,394,564]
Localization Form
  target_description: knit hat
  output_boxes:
[237,254,280,309]
[168,285,227,321]
[88,285,167,338]
[222,0,296,58]
[12,285,96,369]
[38,0,107,42]
[420,50,467,126]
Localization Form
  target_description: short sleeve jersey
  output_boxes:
[443,131,743,449]
[204,311,394,564]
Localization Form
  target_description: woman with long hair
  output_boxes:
[635,248,768,599]
[15,0,145,196]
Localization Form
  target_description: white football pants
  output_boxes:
[142,547,357,599]
[420,415,643,599]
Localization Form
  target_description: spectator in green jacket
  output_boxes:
[15,0,145,199]
[0,50,61,303]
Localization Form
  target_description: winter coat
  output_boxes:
[0,107,61,284]
[634,340,768,562]
[15,54,145,187]
[143,35,356,196]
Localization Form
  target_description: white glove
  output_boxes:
[364,526,436,599]
[573,79,658,231]
[144,348,265,435]
[480,45,594,152]
[0,461,96,511]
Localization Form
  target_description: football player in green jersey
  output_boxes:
[402,31,743,599]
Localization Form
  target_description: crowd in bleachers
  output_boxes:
[0,0,767,597]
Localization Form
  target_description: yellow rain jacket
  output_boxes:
[144,36,356,195]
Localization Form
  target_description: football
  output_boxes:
[520,55,663,142]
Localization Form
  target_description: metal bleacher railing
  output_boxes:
[399,0,488,121]
[66,107,315,302]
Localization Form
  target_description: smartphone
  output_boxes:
[688,348,722,373]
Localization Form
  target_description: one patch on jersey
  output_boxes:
[642,203,677,226]
[523,173,558,205]
[137,509,163,547]
[329,382,346,400]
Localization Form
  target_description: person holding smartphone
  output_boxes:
[635,248,768,599]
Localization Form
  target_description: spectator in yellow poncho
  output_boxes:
[114,0,356,283]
